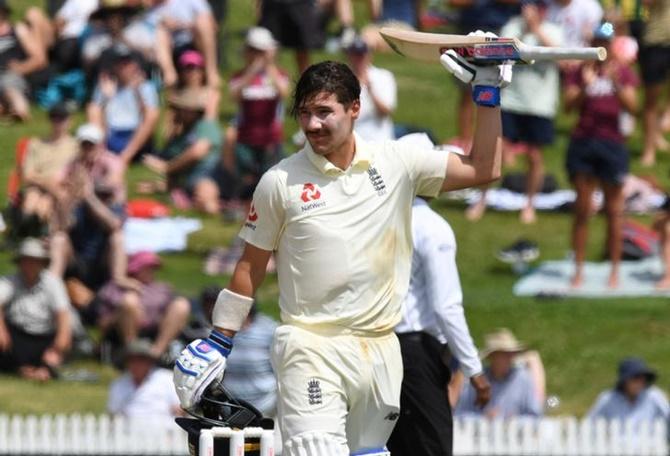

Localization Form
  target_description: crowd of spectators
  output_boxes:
[0,0,667,434]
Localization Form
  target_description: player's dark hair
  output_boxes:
[290,61,361,117]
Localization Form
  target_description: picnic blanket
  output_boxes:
[123,217,202,254]
[513,257,670,297]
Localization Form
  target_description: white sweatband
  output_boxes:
[212,288,255,331]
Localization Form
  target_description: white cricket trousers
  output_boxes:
[271,324,403,454]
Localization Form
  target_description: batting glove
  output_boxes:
[440,31,514,107]
[173,330,233,409]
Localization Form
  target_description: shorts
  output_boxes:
[566,137,629,185]
[271,324,403,453]
[0,71,28,94]
[502,111,555,146]
[107,128,154,158]
[235,143,284,200]
[638,45,670,86]
[259,0,324,50]
[0,323,54,370]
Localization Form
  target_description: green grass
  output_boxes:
[1,0,670,416]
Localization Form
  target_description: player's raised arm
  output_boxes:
[438,32,514,192]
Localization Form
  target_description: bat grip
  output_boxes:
[519,46,607,62]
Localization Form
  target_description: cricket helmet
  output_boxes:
[176,382,273,456]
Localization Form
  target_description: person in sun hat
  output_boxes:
[587,357,669,424]
[97,250,190,358]
[0,238,72,381]
[455,328,543,418]
[107,338,181,425]
[143,88,222,214]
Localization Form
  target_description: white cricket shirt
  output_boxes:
[239,133,449,334]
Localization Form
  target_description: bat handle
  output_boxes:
[519,46,607,62]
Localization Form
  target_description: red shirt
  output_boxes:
[231,68,289,147]
[566,64,638,143]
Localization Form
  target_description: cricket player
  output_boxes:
[174,34,513,455]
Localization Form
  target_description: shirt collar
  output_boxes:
[305,132,373,176]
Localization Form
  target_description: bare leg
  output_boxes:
[49,231,73,278]
[117,291,143,345]
[193,178,220,214]
[3,88,30,121]
[641,83,664,166]
[521,145,544,224]
[570,174,597,288]
[152,297,190,356]
[296,50,310,74]
[193,12,220,88]
[108,229,128,283]
[156,27,177,87]
[655,215,670,288]
[602,181,625,288]
[465,186,488,221]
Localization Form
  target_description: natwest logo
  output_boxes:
[247,203,258,222]
[300,183,321,202]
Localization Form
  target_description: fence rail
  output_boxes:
[0,414,667,455]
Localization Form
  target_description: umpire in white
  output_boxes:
[387,197,492,456]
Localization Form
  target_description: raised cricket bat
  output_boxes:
[380,27,607,64]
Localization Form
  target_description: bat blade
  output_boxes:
[379,27,607,64]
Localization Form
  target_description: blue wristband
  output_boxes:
[208,330,234,357]
[472,86,500,107]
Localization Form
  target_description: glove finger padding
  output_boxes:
[440,50,477,84]
[174,339,227,409]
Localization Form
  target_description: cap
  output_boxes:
[127,251,161,275]
[345,36,369,55]
[76,123,104,144]
[125,338,158,361]
[245,27,277,51]
[179,50,205,68]
[14,238,50,262]
[593,22,615,41]
[168,88,208,112]
[616,357,657,390]
[48,102,72,119]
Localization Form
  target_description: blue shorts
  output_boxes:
[502,111,555,146]
[566,137,629,185]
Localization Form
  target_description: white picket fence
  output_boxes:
[0,414,667,455]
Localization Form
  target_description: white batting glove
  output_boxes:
[173,331,233,409]
[440,31,514,107]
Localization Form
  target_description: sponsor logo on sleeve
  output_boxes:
[244,203,258,230]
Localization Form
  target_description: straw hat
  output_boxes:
[480,328,527,359]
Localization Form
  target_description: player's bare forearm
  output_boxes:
[216,243,272,337]
[442,106,502,192]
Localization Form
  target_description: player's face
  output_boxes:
[298,92,360,157]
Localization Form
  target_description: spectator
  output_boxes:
[50,123,129,297]
[455,328,543,419]
[227,27,289,202]
[547,0,603,48]
[388,196,490,456]
[152,0,220,88]
[258,0,323,73]
[222,303,278,416]
[88,44,160,165]
[638,0,670,166]
[97,251,191,357]
[563,23,638,289]
[0,0,48,121]
[345,36,397,142]
[19,102,78,233]
[465,0,563,224]
[164,49,219,138]
[144,89,222,214]
[81,1,143,75]
[107,338,181,425]
[0,238,72,381]
[361,0,426,52]
[588,357,669,424]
